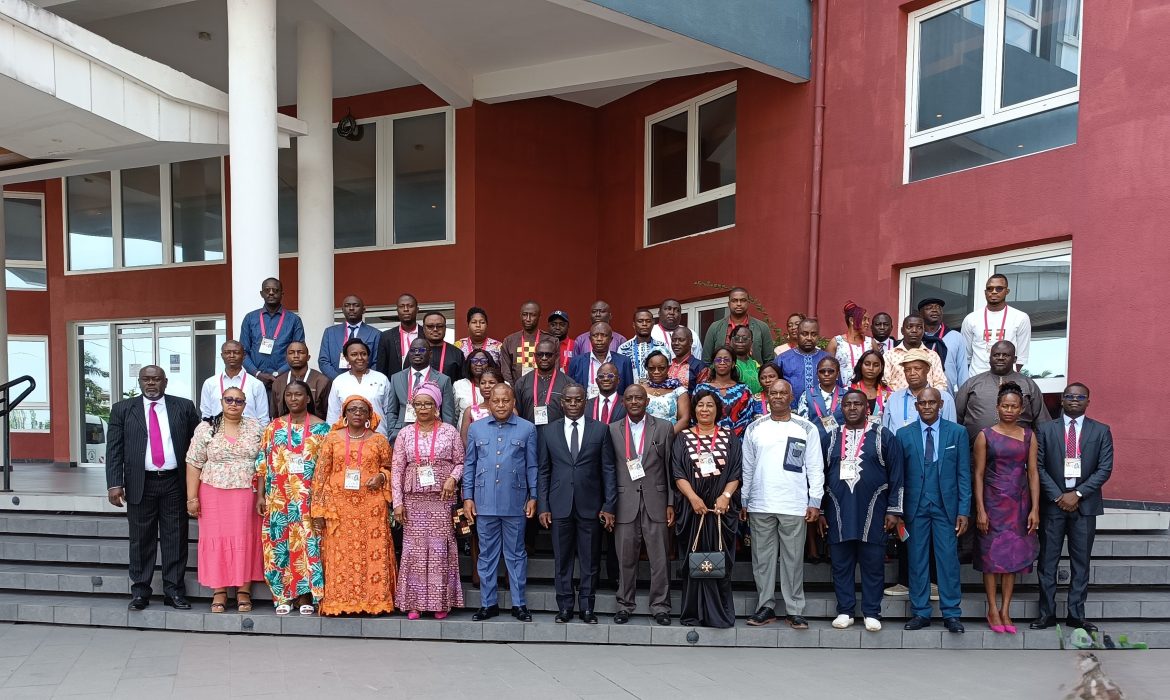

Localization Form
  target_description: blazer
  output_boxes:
[538,417,617,519]
[585,394,627,424]
[1036,415,1114,516]
[463,415,539,517]
[374,324,416,378]
[608,415,674,524]
[428,341,466,384]
[567,353,635,397]
[104,394,202,505]
[384,369,457,442]
[318,323,382,380]
[896,418,971,524]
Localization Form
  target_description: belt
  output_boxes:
[145,469,180,477]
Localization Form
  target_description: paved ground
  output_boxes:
[0,622,1167,699]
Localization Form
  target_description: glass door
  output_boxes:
[116,325,156,401]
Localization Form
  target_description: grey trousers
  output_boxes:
[749,512,807,614]
[614,505,671,615]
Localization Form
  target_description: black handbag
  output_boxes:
[451,504,473,541]
[686,513,726,579]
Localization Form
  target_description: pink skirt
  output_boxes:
[197,483,265,588]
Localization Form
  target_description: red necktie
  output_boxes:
[1066,418,1077,457]
[601,397,611,424]
[148,401,165,467]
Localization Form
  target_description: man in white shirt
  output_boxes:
[649,298,699,359]
[961,273,1032,375]
[741,379,824,629]
[199,340,269,426]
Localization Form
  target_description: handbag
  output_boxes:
[686,513,726,579]
[451,504,473,541]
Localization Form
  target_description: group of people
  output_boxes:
[103,276,1112,633]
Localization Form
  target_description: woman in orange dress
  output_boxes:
[310,395,398,616]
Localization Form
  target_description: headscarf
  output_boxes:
[332,394,381,433]
[843,300,867,331]
[412,381,443,408]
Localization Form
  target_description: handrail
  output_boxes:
[1,375,37,493]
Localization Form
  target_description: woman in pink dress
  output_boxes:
[391,382,465,619]
[974,382,1041,634]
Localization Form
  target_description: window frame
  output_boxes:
[7,335,51,433]
[898,241,1073,392]
[61,159,228,274]
[643,82,738,248]
[3,192,47,290]
[648,296,730,352]
[903,0,1084,183]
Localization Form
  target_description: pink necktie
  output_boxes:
[1066,418,1077,457]
[149,402,165,467]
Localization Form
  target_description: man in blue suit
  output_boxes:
[463,383,539,622]
[897,387,970,633]
[568,322,634,398]
[318,295,382,379]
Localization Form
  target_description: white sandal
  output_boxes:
[299,604,315,616]
[275,604,292,616]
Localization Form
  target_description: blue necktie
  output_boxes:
[925,426,935,465]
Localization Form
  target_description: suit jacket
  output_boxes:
[567,353,635,397]
[374,324,417,378]
[427,341,466,384]
[896,418,971,524]
[585,394,627,424]
[1036,415,1113,516]
[269,368,331,419]
[608,415,674,524]
[463,415,538,517]
[318,323,382,380]
[384,369,457,441]
[104,394,201,505]
[538,417,617,519]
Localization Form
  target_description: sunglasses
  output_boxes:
[596,373,617,381]
[470,357,490,365]
[344,406,370,415]
[407,348,428,355]
[1062,394,1088,401]
[986,286,1007,292]
[535,351,556,358]
[222,397,246,406]
[712,357,734,364]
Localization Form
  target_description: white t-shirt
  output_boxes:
[961,305,1031,374]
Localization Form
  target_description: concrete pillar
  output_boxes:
[295,20,335,353]
[227,0,280,336]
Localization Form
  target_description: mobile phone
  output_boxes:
[897,522,910,542]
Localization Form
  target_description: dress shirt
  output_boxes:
[142,396,178,471]
[649,324,700,359]
[462,414,540,505]
[961,305,1032,374]
[594,393,618,423]
[404,366,433,395]
[919,417,941,459]
[572,330,627,357]
[563,416,583,450]
[239,306,306,376]
[741,415,825,516]
[327,370,392,435]
[587,352,611,392]
[199,370,271,427]
[881,387,956,432]
[318,322,382,379]
[625,416,647,456]
[1063,414,1081,488]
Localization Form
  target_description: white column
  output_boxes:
[296,20,335,355]
[0,193,8,385]
[227,0,280,336]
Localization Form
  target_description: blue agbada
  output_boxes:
[774,348,833,408]
[820,423,904,544]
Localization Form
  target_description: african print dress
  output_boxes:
[693,382,760,436]
[255,418,330,605]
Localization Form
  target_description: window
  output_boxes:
[277,140,298,254]
[7,336,50,432]
[906,0,1082,181]
[649,297,729,355]
[3,193,46,290]
[899,242,1071,391]
[644,84,737,246]
[64,158,225,272]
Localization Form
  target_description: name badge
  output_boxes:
[820,415,838,431]
[626,458,645,481]
[405,405,417,423]
[587,384,599,399]
[1064,458,1082,479]
[287,454,305,475]
[418,464,437,487]
[522,365,535,376]
[259,337,275,355]
[344,469,362,490]
[697,452,717,476]
[839,458,859,481]
[534,406,549,425]
[338,354,350,370]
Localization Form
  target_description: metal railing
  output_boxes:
[0,375,37,493]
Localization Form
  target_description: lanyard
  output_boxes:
[413,423,439,464]
[624,417,647,457]
[220,372,245,395]
[437,343,448,372]
[811,387,838,418]
[840,426,866,461]
[259,310,286,340]
[697,427,719,454]
[533,372,556,407]
[343,431,367,470]
[471,383,479,407]
[983,306,1009,342]
[399,325,415,355]
[282,415,310,454]
[903,391,912,420]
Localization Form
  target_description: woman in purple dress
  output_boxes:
[974,382,1040,634]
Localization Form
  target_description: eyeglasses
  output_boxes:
[407,348,428,355]
[915,400,942,407]
[470,357,490,365]
[712,357,734,365]
[344,406,370,415]
[596,373,617,381]
[423,324,445,331]
[222,397,246,406]
[817,368,837,374]
[985,286,1007,292]
[535,351,556,358]
[1062,394,1088,401]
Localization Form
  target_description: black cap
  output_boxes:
[916,297,946,310]
[548,310,570,323]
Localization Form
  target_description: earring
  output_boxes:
[365,420,371,429]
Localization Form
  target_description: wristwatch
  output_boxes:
[1075,490,1083,498]
[722,491,733,499]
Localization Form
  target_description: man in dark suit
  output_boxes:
[421,310,465,382]
[374,292,420,378]
[318,294,382,380]
[584,361,627,424]
[1030,383,1114,632]
[105,365,201,611]
[568,322,634,398]
[385,338,456,442]
[897,388,971,634]
[538,385,617,624]
[609,384,675,625]
[515,338,573,428]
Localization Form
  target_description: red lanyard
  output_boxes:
[983,306,1009,342]
[697,427,719,453]
[343,431,366,469]
[811,387,838,418]
[624,417,647,457]
[413,423,439,464]
[471,384,479,407]
[220,372,245,395]
[259,309,286,339]
[399,325,415,355]
[438,343,447,372]
[282,415,309,454]
[840,426,866,461]
[533,371,556,407]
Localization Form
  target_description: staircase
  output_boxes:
[1,510,1168,648]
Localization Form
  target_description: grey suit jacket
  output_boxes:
[1036,415,1113,516]
[608,415,675,524]
[384,369,457,441]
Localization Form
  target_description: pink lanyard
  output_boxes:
[220,372,245,395]
[259,310,286,340]
[983,306,1009,342]
[533,372,556,407]
[413,424,439,464]
[811,388,838,418]
[840,427,866,461]
[343,431,366,470]
[624,417,647,456]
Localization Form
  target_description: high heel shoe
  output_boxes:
[986,615,1006,633]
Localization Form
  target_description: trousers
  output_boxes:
[748,512,807,614]
[476,515,528,607]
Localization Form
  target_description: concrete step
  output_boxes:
[1,591,1168,649]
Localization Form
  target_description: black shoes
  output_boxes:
[1067,618,1098,632]
[654,612,671,626]
[128,597,149,611]
[471,605,499,621]
[613,610,630,625]
[1029,615,1057,630]
[164,595,191,610]
[581,611,598,624]
[786,615,809,630]
[943,618,965,634]
[555,610,573,624]
[511,606,533,622]
[904,616,932,631]
[747,606,776,627]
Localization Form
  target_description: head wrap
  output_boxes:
[843,300,867,331]
[332,394,380,432]
[412,381,443,408]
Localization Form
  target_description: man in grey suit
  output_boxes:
[1030,383,1114,632]
[105,366,201,611]
[538,385,617,624]
[608,384,675,626]
[385,337,456,441]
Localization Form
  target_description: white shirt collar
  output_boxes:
[1063,414,1080,428]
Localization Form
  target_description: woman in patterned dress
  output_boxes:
[752,363,782,418]
[255,380,329,616]
[826,300,876,379]
[310,395,398,616]
[453,349,500,433]
[693,346,759,437]
[391,383,465,619]
[974,382,1040,634]
[850,350,893,423]
[454,306,503,365]
[642,350,690,433]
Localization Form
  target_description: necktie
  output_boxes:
[570,420,580,461]
[601,397,611,424]
[148,402,165,467]
[346,324,358,341]
[1066,419,1078,457]
[924,426,934,466]
[413,371,423,389]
